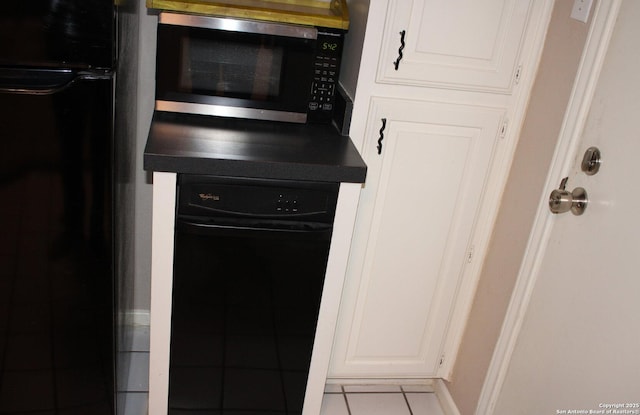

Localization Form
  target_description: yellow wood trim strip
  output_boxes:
[146,0,349,30]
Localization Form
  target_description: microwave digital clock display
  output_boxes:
[323,42,339,51]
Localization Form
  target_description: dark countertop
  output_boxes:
[144,111,367,183]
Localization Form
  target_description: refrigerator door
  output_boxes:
[0,73,115,414]
[0,2,116,412]
[0,0,114,69]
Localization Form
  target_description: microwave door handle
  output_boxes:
[158,12,318,40]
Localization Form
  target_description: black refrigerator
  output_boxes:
[0,1,116,413]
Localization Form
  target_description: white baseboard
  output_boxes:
[434,379,462,415]
[119,309,151,327]
[326,378,435,388]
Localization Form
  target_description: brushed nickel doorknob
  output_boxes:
[549,177,588,216]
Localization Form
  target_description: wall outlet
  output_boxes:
[570,0,594,23]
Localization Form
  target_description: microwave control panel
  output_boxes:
[308,31,343,123]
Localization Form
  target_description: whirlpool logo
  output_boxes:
[198,193,220,201]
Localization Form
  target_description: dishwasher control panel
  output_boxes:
[178,175,339,221]
[276,193,300,213]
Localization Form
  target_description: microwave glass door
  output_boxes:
[184,36,284,100]
[156,24,316,119]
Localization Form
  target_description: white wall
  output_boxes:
[115,0,140,333]
[132,0,157,315]
[114,0,141,392]
[117,0,156,322]
[446,1,592,413]
[114,0,156,392]
[338,0,369,98]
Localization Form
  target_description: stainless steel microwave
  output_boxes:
[154,12,345,124]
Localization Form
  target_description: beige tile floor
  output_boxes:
[321,384,445,415]
[118,326,446,415]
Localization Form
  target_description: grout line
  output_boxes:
[339,390,431,394]
[341,385,352,415]
[401,386,414,415]
[327,384,435,415]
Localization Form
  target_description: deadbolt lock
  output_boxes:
[549,177,588,215]
[581,146,602,175]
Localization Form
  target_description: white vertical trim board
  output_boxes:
[303,182,362,415]
[148,172,177,415]
[474,2,623,414]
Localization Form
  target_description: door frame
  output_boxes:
[475,1,623,413]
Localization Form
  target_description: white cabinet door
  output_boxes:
[377,0,533,93]
[330,97,504,377]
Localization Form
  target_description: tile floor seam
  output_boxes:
[341,385,352,415]
[342,391,433,395]
[401,390,414,415]
[401,385,416,415]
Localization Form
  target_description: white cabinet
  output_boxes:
[330,98,504,377]
[329,0,552,379]
[377,0,533,92]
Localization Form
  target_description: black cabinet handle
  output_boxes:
[377,118,387,155]
[393,30,406,70]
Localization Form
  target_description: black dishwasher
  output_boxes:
[169,174,339,415]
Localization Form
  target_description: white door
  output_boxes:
[492,0,640,413]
